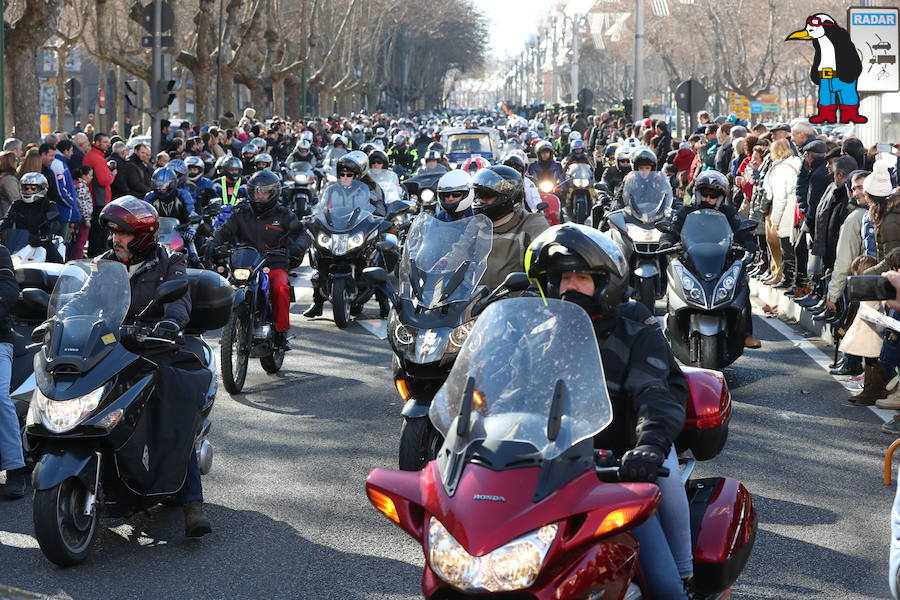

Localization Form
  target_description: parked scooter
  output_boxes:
[366,298,755,599]
[26,260,233,566]
[661,209,754,369]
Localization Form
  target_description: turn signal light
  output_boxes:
[368,489,400,524]
[595,505,644,537]
[395,378,411,401]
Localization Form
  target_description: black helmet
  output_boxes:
[221,155,243,182]
[524,224,629,316]
[246,169,281,214]
[472,165,524,221]
[368,149,389,167]
[502,153,527,175]
[693,170,729,208]
[630,147,657,170]
[337,150,369,179]
[426,141,444,155]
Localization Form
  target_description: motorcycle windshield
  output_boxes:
[48,260,130,357]
[229,246,263,270]
[289,161,314,173]
[429,298,611,461]
[321,147,348,170]
[414,165,449,177]
[314,181,375,232]
[158,217,179,243]
[680,209,733,278]
[399,213,492,308]
[567,162,593,185]
[369,169,404,204]
[623,172,673,223]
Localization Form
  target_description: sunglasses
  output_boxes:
[338,172,354,178]
[699,191,722,199]
[806,16,832,27]
[441,191,466,199]
[22,185,40,193]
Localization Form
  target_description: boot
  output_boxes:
[274,331,293,351]
[744,335,762,349]
[183,500,212,537]
[848,363,889,406]
[302,289,325,318]
[876,392,900,410]
[809,104,838,124]
[882,414,900,435]
[378,297,390,319]
[2,468,26,499]
[830,355,864,377]
[839,104,868,124]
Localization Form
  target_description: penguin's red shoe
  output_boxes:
[809,104,837,124]
[839,104,868,124]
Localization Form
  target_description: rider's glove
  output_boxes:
[151,319,182,341]
[183,227,197,243]
[620,445,665,483]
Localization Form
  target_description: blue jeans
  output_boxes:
[633,514,688,599]
[657,446,694,578]
[175,450,203,504]
[880,314,900,374]
[891,463,900,599]
[0,342,24,471]
[818,77,859,106]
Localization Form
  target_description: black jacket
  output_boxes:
[803,161,830,234]
[0,246,19,344]
[100,246,192,329]
[110,155,131,199]
[122,155,152,198]
[0,197,58,242]
[810,183,848,266]
[591,310,686,457]
[661,202,755,251]
[211,201,308,271]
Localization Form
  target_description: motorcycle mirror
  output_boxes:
[501,272,530,293]
[594,182,609,192]
[362,266,389,286]
[536,201,549,212]
[655,221,672,233]
[375,239,398,255]
[21,288,50,312]
[190,214,203,224]
[153,279,190,305]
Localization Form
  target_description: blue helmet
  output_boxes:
[168,159,188,187]
[151,167,178,199]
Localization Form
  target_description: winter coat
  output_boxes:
[749,156,774,236]
[122,154,152,198]
[481,209,549,290]
[802,160,830,234]
[211,201,308,272]
[0,174,20,218]
[110,154,131,199]
[810,182,840,258]
[827,203,867,303]
[83,147,114,207]
[824,187,850,269]
[765,156,801,238]
[651,133,671,161]
[864,210,900,275]
[0,246,19,344]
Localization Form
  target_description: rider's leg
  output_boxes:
[655,445,694,580]
[632,513,689,599]
[268,269,292,349]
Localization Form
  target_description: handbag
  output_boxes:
[840,301,885,358]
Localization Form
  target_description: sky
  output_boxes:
[474,0,546,59]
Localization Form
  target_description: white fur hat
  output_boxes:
[864,159,894,197]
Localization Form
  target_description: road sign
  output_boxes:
[750,101,763,113]
[849,6,899,92]
[759,93,780,103]
[141,1,175,33]
[675,79,708,113]
[762,102,780,112]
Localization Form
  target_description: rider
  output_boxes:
[473,165,549,290]
[554,125,572,158]
[435,169,474,222]
[611,147,657,210]
[211,170,307,351]
[603,146,633,206]
[98,196,212,538]
[416,149,447,175]
[212,156,249,228]
[0,244,24,498]
[253,152,274,173]
[185,156,215,211]
[240,144,258,175]
[527,140,563,191]
[502,152,542,213]
[289,139,316,164]
[0,172,63,263]
[368,148,390,172]
[145,167,193,224]
[660,170,761,349]
[561,139,593,171]
[524,223,692,599]
[387,133,418,171]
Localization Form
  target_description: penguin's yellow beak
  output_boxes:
[786,29,812,41]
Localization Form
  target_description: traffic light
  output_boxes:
[124,80,140,110]
[64,78,81,116]
[158,79,176,108]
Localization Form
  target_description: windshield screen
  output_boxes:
[399,213,492,308]
[314,181,374,231]
[447,134,493,156]
[623,172,673,223]
[681,209,733,277]
[567,163,593,181]
[369,169,404,203]
[322,147,348,169]
[289,161,314,172]
[429,298,611,460]
[158,217,179,241]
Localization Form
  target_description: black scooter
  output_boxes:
[26,260,232,566]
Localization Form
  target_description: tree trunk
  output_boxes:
[55,48,66,131]
[285,76,300,120]
[192,63,214,125]
[6,42,43,143]
[248,80,266,117]
[220,67,236,117]
[272,77,285,119]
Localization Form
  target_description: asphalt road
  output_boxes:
[0,290,896,600]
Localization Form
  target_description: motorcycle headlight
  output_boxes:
[448,321,474,349]
[539,181,554,194]
[573,178,589,188]
[331,233,350,255]
[389,313,416,346]
[294,174,309,184]
[420,189,435,204]
[347,232,365,250]
[428,517,556,592]
[32,386,104,434]
[232,268,252,282]
[674,263,705,305]
[316,233,332,249]
[326,173,337,182]
[713,264,741,304]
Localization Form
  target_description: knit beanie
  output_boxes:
[864,159,894,196]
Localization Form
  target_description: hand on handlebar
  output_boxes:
[150,319,182,341]
[619,445,667,483]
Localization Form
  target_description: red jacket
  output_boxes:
[673,148,695,172]
[82,147,114,207]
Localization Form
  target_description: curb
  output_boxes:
[750,278,836,345]
[0,586,45,600]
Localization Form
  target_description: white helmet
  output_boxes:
[624,136,640,149]
[436,169,473,219]
[295,139,312,152]
[568,131,582,143]
[300,130,314,142]
[332,134,348,147]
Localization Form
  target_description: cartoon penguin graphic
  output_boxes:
[786,14,866,124]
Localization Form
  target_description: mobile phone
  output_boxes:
[877,142,893,154]
[847,275,896,301]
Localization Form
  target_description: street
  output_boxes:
[0,288,896,600]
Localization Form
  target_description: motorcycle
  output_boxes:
[4,227,66,267]
[364,213,528,471]
[366,297,755,599]
[218,245,293,394]
[317,147,349,192]
[26,260,233,566]
[605,172,674,312]
[535,179,563,226]
[305,180,395,328]
[661,209,754,369]
[402,166,446,215]
[281,160,318,217]
[564,162,596,225]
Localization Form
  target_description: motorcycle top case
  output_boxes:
[13,263,65,322]
[688,476,756,596]
[676,367,732,461]
[184,269,234,333]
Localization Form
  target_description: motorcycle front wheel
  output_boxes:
[221,309,250,394]
[636,277,656,313]
[331,278,352,329]
[33,477,98,566]
[398,416,444,471]
[260,347,285,374]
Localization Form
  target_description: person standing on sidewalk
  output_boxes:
[0,245,25,498]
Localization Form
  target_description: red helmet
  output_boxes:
[461,156,490,174]
[99,196,160,262]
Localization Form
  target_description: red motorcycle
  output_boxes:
[536,179,562,225]
[366,298,755,599]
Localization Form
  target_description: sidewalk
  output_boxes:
[750,278,837,346]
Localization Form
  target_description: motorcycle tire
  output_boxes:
[637,278,656,313]
[698,333,723,370]
[33,477,98,567]
[331,278,351,329]
[398,416,444,472]
[575,198,588,225]
[260,348,285,374]
[220,310,250,394]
